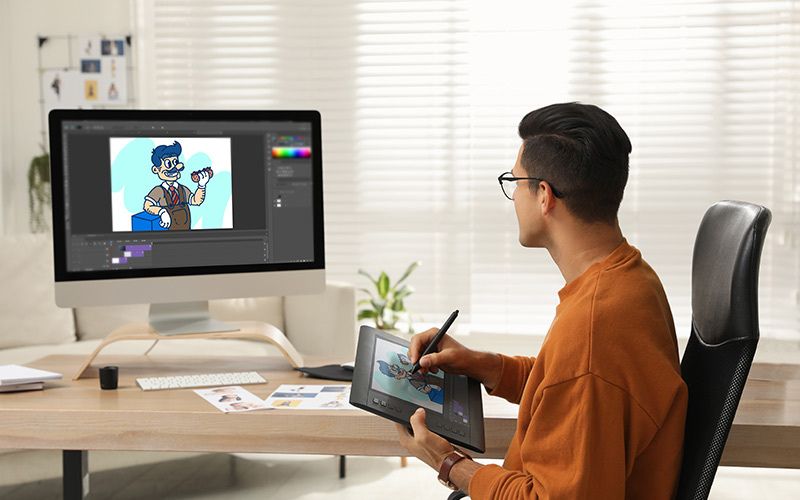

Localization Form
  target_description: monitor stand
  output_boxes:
[149,301,239,336]
[71,301,306,380]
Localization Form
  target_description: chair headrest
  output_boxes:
[691,201,771,346]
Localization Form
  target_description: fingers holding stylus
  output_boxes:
[419,352,444,374]
[408,327,439,365]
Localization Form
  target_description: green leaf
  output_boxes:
[395,261,420,287]
[394,285,413,300]
[390,299,404,312]
[357,309,377,320]
[358,287,376,300]
[358,269,378,286]
[377,272,390,298]
[357,299,372,306]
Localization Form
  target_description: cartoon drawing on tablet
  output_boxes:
[371,337,444,412]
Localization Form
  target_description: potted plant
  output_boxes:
[357,261,420,335]
[28,147,51,233]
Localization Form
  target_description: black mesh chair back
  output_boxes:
[675,200,771,500]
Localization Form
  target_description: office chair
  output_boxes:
[446,201,771,500]
[676,200,771,500]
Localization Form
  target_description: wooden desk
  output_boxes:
[720,363,800,468]
[0,355,797,497]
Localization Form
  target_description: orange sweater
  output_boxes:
[469,240,687,500]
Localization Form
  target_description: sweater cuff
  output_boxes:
[468,463,505,500]
[486,354,505,396]
[486,354,531,404]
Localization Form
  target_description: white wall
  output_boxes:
[0,0,131,234]
[0,0,11,235]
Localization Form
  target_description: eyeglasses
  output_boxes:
[498,171,564,200]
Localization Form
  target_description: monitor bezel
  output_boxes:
[49,109,324,282]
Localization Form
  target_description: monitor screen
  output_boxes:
[49,110,324,282]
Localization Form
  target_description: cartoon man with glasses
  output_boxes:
[142,141,211,230]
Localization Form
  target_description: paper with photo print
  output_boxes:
[264,384,356,410]
[194,386,270,413]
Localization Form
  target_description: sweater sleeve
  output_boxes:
[470,373,654,500]
[486,354,535,405]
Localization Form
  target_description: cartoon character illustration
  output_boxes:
[142,141,212,230]
[376,355,444,405]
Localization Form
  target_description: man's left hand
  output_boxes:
[396,408,455,470]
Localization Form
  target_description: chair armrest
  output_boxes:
[283,281,357,359]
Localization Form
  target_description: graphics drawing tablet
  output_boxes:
[349,325,485,453]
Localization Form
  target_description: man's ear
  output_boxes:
[539,181,558,217]
[152,166,158,174]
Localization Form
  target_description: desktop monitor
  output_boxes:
[49,109,324,334]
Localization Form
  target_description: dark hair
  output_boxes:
[518,102,631,224]
[151,141,182,167]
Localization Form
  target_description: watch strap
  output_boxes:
[438,449,471,490]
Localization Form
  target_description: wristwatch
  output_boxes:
[438,448,471,490]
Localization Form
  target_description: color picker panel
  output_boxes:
[272,146,311,158]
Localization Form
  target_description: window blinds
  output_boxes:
[135,0,800,340]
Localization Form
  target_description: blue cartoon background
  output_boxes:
[110,137,233,231]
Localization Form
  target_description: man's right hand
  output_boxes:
[408,328,502,392]
[158,209,171,228]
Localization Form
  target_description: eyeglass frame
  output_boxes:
[497,171,564,200]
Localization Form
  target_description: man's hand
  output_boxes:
[396,408,455,470]
[158,208,171,228]
[196,169,211,187]
[408,328,503,391]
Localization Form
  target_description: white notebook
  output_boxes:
[0,365,63,386]
[0,382,44,393]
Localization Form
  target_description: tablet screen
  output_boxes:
[370,337,445,413]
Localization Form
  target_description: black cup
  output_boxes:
[99,366,119,390]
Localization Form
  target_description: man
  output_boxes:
[143,141,211,230]
[397,103,688,499]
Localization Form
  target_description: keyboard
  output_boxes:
[136,371,267,391]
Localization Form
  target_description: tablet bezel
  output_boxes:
[349,325,485,453]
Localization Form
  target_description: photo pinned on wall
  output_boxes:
[101,39,125,56]
[84,80,98,101]
[80,59,101,73]
[109,137,234,232]
[77,36,100,59]
[108,82,119,101]
[42,69,83,107]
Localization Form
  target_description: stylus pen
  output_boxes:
[409,309,459,375]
